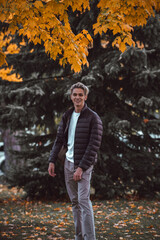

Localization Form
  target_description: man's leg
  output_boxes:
[64,160,83,240]
[78,165,96,240]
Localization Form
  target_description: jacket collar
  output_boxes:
[81,103,88,113]
[67,103,88,117]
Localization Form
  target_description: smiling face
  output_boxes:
[70,88,87,112]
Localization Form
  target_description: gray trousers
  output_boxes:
[64,159,96,240]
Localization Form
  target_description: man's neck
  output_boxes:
[74,107,82,113]
[74,104,85,113]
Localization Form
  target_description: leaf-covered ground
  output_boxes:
[0,184,160,240]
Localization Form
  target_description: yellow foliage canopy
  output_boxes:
[0,0,159,80]
[0,0,92,75]
[93,0,159,52]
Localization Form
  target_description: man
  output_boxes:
[48,82,103,240]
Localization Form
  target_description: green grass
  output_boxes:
[0,184,160,239]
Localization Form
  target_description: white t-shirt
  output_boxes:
[66,111,80,163]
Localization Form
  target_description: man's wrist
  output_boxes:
[49,162,55,165]
[77,167,83,172]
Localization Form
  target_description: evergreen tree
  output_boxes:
[0,2,160,199]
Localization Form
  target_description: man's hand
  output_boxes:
[48,162,56,177]
[73,167,83,181]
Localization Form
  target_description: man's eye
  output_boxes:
[73,93,83,96]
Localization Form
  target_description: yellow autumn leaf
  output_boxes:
[0,67,22,82]
[34,0,43,8]
[0,52,7,67]
[20,39,26,46]
[5,43,20,54]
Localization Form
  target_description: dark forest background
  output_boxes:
[0,5,160,200]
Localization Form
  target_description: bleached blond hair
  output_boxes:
[70,82,89,96]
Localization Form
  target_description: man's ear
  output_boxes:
[85,95,88,101]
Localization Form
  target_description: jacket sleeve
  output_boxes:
[48,114,66,163]
[78,114,103,170]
